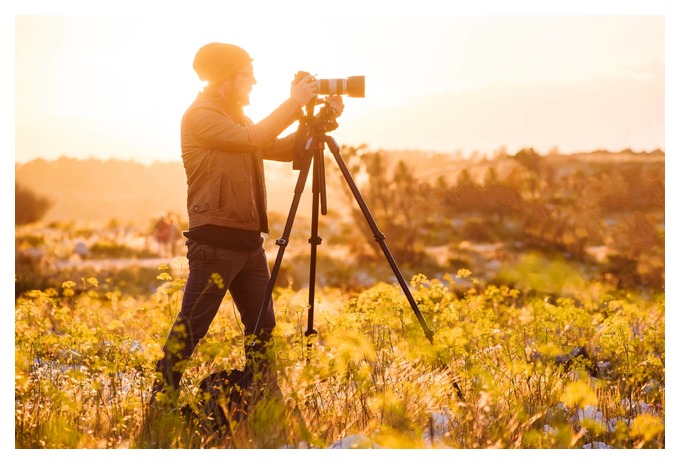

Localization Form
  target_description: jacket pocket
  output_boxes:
[222,176,258,225]
[189,176,222,214]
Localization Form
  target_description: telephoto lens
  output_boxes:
[316,76,365,98]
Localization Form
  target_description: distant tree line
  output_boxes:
[334,145,664,290]
[15,147,664,291]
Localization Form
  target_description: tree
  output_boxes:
[334,146,432,265]
[16,183,52,225]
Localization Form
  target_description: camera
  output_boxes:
[292,72,364,170]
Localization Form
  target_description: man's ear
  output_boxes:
[218,78,234,95]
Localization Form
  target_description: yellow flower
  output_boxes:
[631,414,664,444]
[560,380,598,409]
[156,272,173,281]
[210,273,224,289]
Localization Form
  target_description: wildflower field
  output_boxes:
[15,149,665,450]
[14,254,664,449]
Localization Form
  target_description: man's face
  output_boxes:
[223,63,256,106]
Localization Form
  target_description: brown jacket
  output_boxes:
[181,92,303,233]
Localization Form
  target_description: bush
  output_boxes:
[460,218,499,243]
[16,183,52,225]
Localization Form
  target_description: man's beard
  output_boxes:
[227,89,250,107]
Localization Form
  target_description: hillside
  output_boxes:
[15,148,664,226]
[15,157,305,226]
[14,150,465,225]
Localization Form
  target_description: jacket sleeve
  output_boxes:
[185,98,303,153]
[260,131,298,162]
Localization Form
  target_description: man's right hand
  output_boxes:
[291,73,318,107]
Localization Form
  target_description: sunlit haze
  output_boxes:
[12,12,666,164]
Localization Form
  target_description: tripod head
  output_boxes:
[293,100,338,170]
[304,99,339,133]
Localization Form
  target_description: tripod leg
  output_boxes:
[305,153,322,359]
[324,135,434,343]
[252,145,314,338]
[324,136,465,400]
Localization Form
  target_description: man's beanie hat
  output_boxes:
[193,43,252,83]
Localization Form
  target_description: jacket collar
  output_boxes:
[199,90,245,122]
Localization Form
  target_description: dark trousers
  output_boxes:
[155,240,276,392]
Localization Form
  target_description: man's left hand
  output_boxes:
[325,95,345,119]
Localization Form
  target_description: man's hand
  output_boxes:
[291,73,318,107]
[324,95,344,119]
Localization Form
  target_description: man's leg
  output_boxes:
[154,242,249,395]
[229,247,281,397]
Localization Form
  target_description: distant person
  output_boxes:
[151,214,172,257]
[152,43,344,403]
[152,212,181,257]
[166,213,181,256]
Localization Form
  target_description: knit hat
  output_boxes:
[193,43,252,83]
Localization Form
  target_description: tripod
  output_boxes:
[253,102,434,354]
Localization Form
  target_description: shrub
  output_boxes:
[16,182,52,225]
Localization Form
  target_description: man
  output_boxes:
[154,43,344,402]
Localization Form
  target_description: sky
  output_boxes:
[8,3,670,166]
